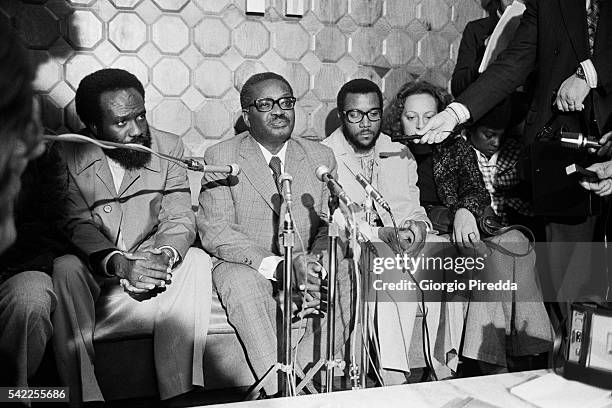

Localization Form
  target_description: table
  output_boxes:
[205,370,561,408]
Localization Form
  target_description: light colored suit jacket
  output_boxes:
[62,128,195,261]
[321,128,430,228]
[197,132,337,271]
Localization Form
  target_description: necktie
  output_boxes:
[587,0,600,55]
[269,155,282,193]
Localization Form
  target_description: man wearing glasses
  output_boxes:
[197,72,351,397]
[322,79,460,384]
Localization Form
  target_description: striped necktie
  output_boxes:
[587,0,600,55]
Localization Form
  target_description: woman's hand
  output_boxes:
[452,208,480,248]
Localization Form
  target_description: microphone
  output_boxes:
[315,165,354,206]
[354,173,391,213]
[182,159,241,175]
[279,173,293,207]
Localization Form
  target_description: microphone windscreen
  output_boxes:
[315,165,330,182]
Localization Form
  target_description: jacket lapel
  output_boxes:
[558,0,589,60]
[239,134,280,214]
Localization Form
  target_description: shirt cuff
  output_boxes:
[157,245,180,268]
[446,102,471,125]
[259,256,283,280]
[580,59,598,89]
[102,250,124,277]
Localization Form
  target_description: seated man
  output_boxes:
[198,72,351,397]
[322,79,461,384]
[52,68,212,406]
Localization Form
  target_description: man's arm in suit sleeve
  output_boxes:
[457,0,538,122]
[152,137,196,260]
[451,20,482,97]
[197,147,272,271]
[63,168,117,271]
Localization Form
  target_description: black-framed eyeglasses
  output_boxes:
[343,108,382,123]
[247,97,297,112]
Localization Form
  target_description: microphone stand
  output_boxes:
[325,195,341,392]
[281,208,295,397]
[360,195,376,388]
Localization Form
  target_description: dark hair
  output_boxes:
[240,72,293,110]
[0,23,36,227]
[336,78,383,112]
[381,80,453,139]
[75,68,145,127]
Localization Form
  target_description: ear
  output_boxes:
[241,110,250,129]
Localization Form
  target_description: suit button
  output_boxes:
[103,204,112,213]
[554,48,559,56]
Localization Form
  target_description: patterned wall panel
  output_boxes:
[6,0,485,151]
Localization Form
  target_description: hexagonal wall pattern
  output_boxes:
[419,0,450,30]
[14,5,59,48]
[273,22,309,61]
[152,58,190,96]
[233,21,270,59]
[313,65,346,102]
[5,0,486,154]
[194,17,231,56]
[312,0,348,24]
[150,99,192,135]
[194,60,232,98]
[152,15,189,54]
[351,28,383,65]
[152,0,189,11]
[195,100,231,138]
[350,0,383,26]
[109,13,147,52]
[384,31,414,66]
[385,0,418,28]
[315,26,347,63]
[112,55,149,86]
[194,0,230,13]
[65,54,103,90]
[68,10,103,50]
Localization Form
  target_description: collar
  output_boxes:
[472,145,500,166]
[257,141,288,166]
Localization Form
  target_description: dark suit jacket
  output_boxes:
[451,14,499,97]
[197,132,336,271]
[457,0,612,143]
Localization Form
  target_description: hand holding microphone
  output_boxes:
[579,160,612,196]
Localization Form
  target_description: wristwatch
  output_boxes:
[576,65,586,80]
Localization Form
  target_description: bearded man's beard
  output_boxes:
[101,129,152,170]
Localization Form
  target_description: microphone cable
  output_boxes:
[388,211,438,381]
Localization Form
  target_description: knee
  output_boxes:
[212,262,272,302]
[52,254,89,293]
[2,272,55,324]
[183,247,212,273]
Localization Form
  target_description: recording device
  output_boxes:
[559,130,600,151]
[565,163,599,183]
[279,173,293,207]
[181,159,241,175]
[564,303,612,390]
[522,128,602,217]
[315,165,355,206]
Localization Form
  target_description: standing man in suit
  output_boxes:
[52,68,212,406]
[418,0,612,302]
[198,72,351,397]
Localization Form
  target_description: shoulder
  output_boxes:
[292,136,336,167]
[204,132,246,161]
[150,128,182,154]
